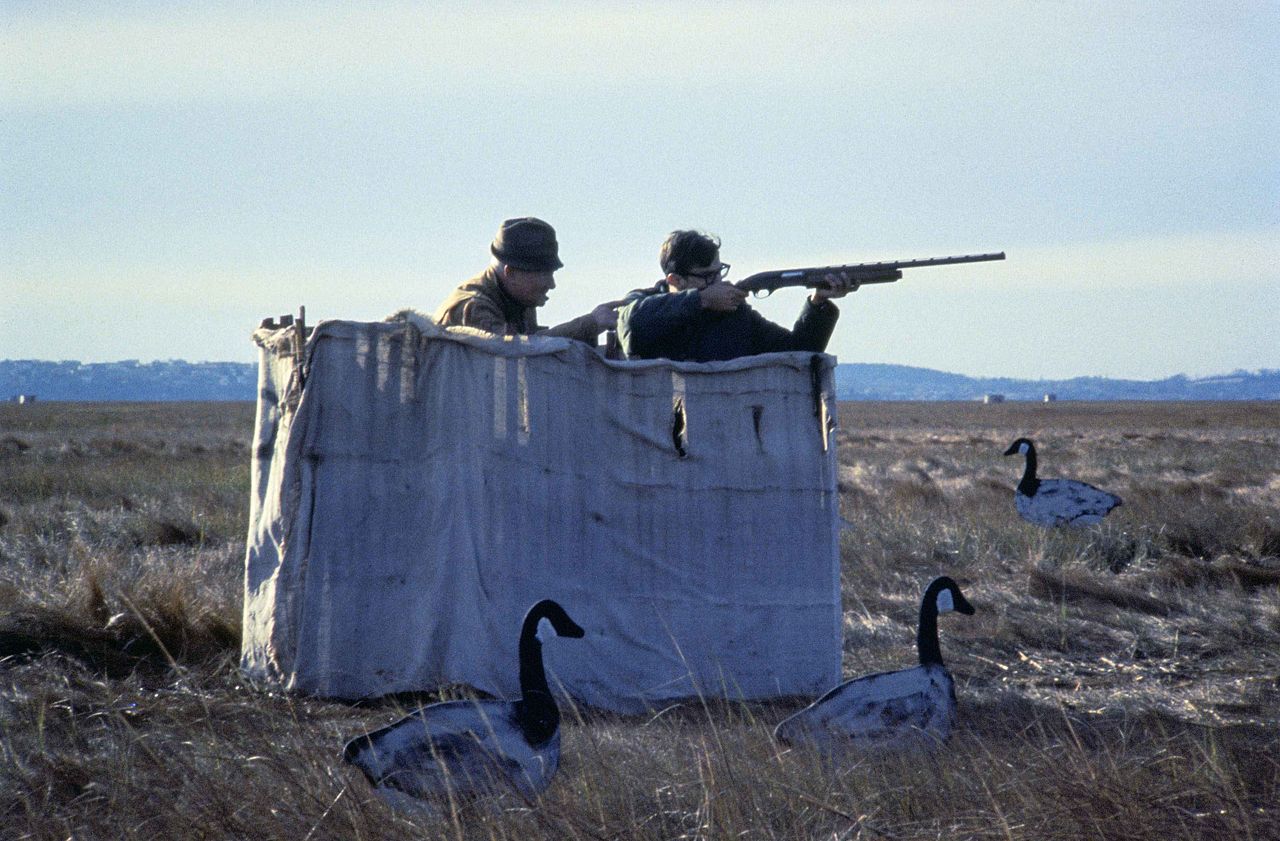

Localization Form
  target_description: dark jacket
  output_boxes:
[432,267,599,343]
[617,283,840,362]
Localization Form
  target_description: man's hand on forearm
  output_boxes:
[590,300,626,333]
[810,271,858,303]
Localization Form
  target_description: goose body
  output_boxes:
[1003,437,1122,527]
[774,576,974,751]
[342,599,584,802]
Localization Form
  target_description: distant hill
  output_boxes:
[1,360,257,402]
[834,363,1280,401]
[2,358,1278,402]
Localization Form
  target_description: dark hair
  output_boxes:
[660,230,720,276]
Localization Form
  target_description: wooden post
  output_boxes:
[293,306,307,388]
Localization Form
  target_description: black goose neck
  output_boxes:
[517,615,559,743]
[1018,443,1039,496]
[519,616,552,698]
[917,588,945,666]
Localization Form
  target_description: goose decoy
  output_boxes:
[342,599,585,803]
[774,576,975,751]
[1002,437,1122,527]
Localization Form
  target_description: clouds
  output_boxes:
[5,4,828,105]
[997,230,1280,291]
[8,3,1273,106]
[3,2,1277,375]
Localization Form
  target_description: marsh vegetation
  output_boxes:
[1,400,1277,839]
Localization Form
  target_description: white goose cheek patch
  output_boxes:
[1019,442,1030,455]
[936,589,955,614]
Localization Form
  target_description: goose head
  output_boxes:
[925,576,975,617]
[1002,437,1035,457]
[917,576,974,666]
[522,599,586,643]
[1003,437,1040,495]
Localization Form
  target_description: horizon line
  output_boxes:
[2,357,1277,386]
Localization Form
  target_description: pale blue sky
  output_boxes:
[3,1,1277,378]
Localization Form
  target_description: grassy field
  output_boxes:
[1,400,1277,840]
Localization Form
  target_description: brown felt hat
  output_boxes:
[490,217,563,271]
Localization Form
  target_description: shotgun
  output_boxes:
[734,252,1005,296]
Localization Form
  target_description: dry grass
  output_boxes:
[2,400,1278,839]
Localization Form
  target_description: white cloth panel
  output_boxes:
[242,319,841,713]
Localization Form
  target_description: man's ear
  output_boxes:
[665,272,685,292]
[497,263,515,292]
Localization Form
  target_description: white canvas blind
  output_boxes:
[242,318,841,712]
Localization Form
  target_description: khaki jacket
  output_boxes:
[432,267,599,344]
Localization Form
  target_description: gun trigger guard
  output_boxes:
[752,289,772,299]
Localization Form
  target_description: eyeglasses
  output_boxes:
[684,263,731,281]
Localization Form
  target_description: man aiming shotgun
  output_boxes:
[617,229,1003,362]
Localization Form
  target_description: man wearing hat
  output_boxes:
[433,217,620,343]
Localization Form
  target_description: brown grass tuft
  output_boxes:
[1244,520,1280,560]
[885,476,946,507]
[1028,564,1171,616]
[132,516,204,547]
[1,435,31,455]
[1156,556,1280,591]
